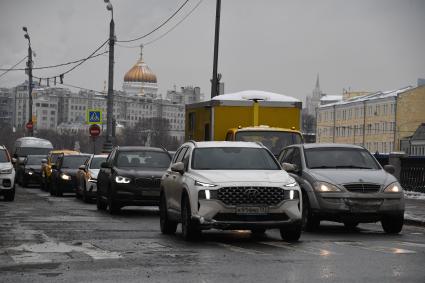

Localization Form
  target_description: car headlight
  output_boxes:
[60,173,71,180]
[284,181,298,187]
[115,176,131,184]
[198,189,218,200]
[284,189,300,200]
[28,170,34,175]
[195,180,217,187]
[384,182,402,193]
[314,181,341,192]
[0,168,13,174]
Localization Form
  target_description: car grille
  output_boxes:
[343,183,381,193]
[135,177,161,188]
[217,186,285,206]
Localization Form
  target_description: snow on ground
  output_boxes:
[404,190,425,200]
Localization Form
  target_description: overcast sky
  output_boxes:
[0,0,424,103]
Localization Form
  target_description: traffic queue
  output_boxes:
[0,135,405,243]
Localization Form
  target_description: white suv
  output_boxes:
[160,141,302,241]
[0,145,16,201]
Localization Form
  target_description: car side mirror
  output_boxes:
[51,164,57,170]
[79,165,86,171]
[101,162,110,169]
[384,165,395,175]
[171,162,185,174]
[282,162,299,173]
[41,159,47,164]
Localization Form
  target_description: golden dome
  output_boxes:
[124,45,157,83]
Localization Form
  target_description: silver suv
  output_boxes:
[0,145,16,201]
[160,141,302,241]
[278,143,404,233]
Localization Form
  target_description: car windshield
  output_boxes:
[90,157,107,169]
[26,155,45,165]
[15,147,52,157]
[0,150,9,162]
[62,156,90,169]
[192,147,280,170]
[116,151,171,168]
[304,147,380,169]
[235,131,303,156]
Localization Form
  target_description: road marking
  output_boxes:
[10,252,52,264]
[260,241,336,256]
[216,243,270,256]
[399,241,425,248]
[334,241,416,254]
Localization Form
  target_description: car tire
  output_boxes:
[159,193,177,234]
[343,221,359,230]
[280,224,302,242]
[96,191,107,210]
[302,194,320,231]
[107,190,120,215]
[181,195,200,241]
[4,187,15,201]
[381,214,404,234]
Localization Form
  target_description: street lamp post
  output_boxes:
[23,27,33,137]
[210,0,221,99]
[102,0,115,152]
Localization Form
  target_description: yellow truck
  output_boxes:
[185,90,303,156]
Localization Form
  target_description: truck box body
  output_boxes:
[185,90,302,142]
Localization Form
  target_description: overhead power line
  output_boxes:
[117,0,190,43]
[117,0,203,48]
[0,56,28,79]
[33,39,109,82]
[0,51,108,72]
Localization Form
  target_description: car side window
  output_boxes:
[182,148,192,170]
[278,149,286,163]
[282,148,294,164]
[171,148,183,164]
[175,147,188,163]
[292,148,302,169]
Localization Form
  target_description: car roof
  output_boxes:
[301,143,365,150]
[115,146,166,152]
[92,154,108,158]
[50,150,80,155]
[61,153,91,158]
[190,141,264,148]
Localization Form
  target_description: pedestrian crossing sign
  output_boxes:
[87,109,102,124]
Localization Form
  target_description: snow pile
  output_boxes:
[404,190,425,200]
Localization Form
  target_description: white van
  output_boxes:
[13,137,53,162]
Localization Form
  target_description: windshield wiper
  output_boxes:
[334,165,373,169]
[309,166,337,169]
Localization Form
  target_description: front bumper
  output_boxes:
[0,173,15,190]
[313,192,405,222]
[112,183,161,206]
[194,199,302,230]
[24,172,42,185]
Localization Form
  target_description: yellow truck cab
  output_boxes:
[225,126,303,156]
[185,90,303,155]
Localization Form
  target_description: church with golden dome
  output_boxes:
[123,45,159,97]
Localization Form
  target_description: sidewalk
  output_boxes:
[404,191,425,226]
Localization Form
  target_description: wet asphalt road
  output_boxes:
[0,186,425,283]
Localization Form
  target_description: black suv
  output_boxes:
[97,146,172,214]
[50,153,91,196]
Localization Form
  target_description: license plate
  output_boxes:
[236,206,268,215]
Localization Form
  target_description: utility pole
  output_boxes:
[23,27,33,137]
[210,0,221,98]
[103,0,115,152]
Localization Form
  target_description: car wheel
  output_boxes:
[107,189,120,214]
[343,220,359,230]
[159,193,177,234]
[381,214,404,234]
[181,195,200,241]
[302,194,320,231]
[4,187,15,201]
[96,190,107,210]
[280,224,302,242]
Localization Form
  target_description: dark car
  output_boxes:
[277,143,404,233]
[50,153,90,196]
[97,146,172,214]
[16,155,46,187]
